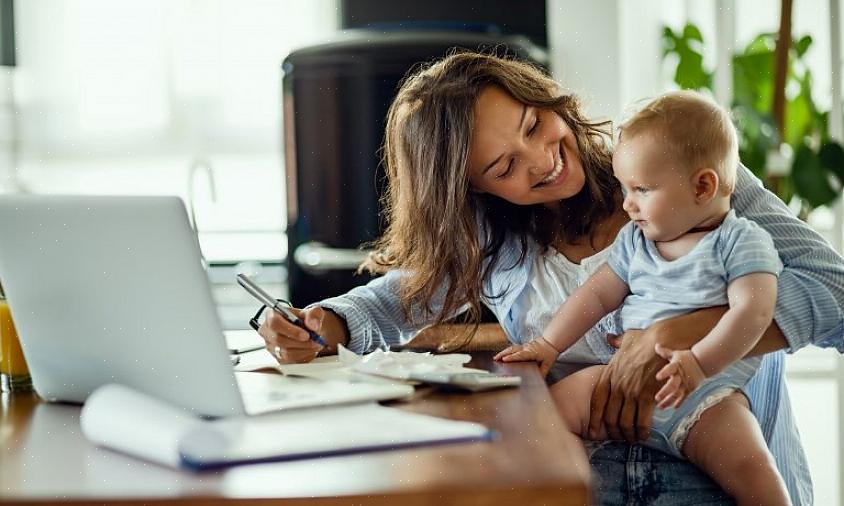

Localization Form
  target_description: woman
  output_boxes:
[260,52,844,505]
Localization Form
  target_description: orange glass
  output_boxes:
[0,298,31,391]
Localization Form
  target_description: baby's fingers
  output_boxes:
[494,345,523,361]
[499,349,538,363]
[657,390,683,410]
[655,361,678,382]
[655,374,681,404]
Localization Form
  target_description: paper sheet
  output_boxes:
[179,402,493,469]
[235,345,487,384]
[80,384,491,470]
[80,384,202,467]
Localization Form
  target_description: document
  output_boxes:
[235,344,488,384]
[80,384,493,470]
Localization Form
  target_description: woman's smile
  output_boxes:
[533,144,568,188]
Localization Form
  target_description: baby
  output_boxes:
[496,91,791,505]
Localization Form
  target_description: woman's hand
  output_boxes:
[587,328,660,442]
[258,306,344,364]
[494,337,560,377]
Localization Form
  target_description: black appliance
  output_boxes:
[283,30,547,307]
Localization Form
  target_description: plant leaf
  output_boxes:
[784,77,815,146]
[683,23,704,43]
[795,35,812,57]
[792,145,839,207]
[819,141,844,183]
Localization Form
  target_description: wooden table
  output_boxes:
[0,353,590,505]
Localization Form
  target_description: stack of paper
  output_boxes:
[81,384,493,470]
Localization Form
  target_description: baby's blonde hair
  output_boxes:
[619,90,738,194]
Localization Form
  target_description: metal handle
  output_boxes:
[293,241,371,274]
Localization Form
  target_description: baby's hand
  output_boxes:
[494,337,560,377]
[653,344,707,409]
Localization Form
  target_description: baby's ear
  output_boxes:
[691,168,719,203]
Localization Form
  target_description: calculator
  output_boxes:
[408,372,522,392]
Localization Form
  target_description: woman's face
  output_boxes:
[467,85,586,206]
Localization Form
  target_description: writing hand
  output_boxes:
[258,306,325,364]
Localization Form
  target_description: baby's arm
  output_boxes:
[495,263,629,376]
[655,272,778,408]
[693,272,778,374]
[545,263,630,352]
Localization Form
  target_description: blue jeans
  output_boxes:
[589,441,734,505]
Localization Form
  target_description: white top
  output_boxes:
[511,245,618,364]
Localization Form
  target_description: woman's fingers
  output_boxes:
[263,309,311,342]
[603,388,624,441]
[270,342,321,364]
[301,306,325,333]
[635,396,654,441]
[619,399,637,443]
[258,309,322,364]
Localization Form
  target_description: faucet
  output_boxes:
[187,157,218,231]
[187,157,217,267]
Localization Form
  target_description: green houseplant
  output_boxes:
[662,23,844,217]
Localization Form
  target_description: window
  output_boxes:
[8,0,339,262]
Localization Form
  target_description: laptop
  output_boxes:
[0,195,412,417]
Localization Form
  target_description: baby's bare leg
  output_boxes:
[682,392,791,506]
[548,365,607,440]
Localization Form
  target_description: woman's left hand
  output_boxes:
[588,306,728,443]
[587,328,660,443]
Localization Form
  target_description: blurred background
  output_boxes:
[0,1,841,503]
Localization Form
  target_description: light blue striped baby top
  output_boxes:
[607,209,783,332]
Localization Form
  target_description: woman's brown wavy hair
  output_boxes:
[361,51,619,332]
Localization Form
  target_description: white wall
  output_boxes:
[546,0,664,122]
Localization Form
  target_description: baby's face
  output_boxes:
[612,134,699,242]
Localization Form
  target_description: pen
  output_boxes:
[236,274,328,347]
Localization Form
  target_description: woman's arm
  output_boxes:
[260,269,451,363]
[733,164,844,352]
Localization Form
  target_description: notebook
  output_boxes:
[0,195,413,417]
[81,384,494,469]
